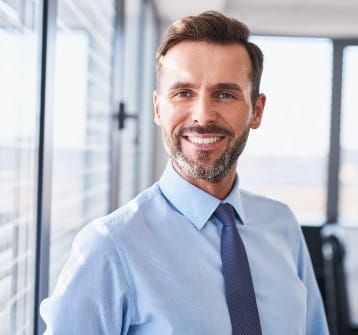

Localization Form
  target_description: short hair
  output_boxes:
[155,10,264,103]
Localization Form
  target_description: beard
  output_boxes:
[162,124,250,183]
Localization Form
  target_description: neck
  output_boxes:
[172,162,237,200]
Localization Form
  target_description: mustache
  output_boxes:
[177,125,232,137]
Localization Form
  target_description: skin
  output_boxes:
[153,41,266,199]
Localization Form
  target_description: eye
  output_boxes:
[216,92,235,100]
[174,90,192,98]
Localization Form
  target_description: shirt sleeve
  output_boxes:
[294,223,330,335]
[40,219,134,335]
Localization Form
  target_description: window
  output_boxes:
[336,43,358,326]
[339,46,358,225]
[119,0,159,200]
[239,36,333,223]
[138,0,158,191]
[118,0,142,204]
[0,1,41,334]
[0,0,158,333]
[49,0,117,292]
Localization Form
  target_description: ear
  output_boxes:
[250,93,266,129]
[153,90,161,125]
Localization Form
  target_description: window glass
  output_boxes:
[0,1,40,333]
[118,0,142,204]
[239,36,332,223]
[49,0,116,292]
[339,46,358,225]
[138,1,157,191]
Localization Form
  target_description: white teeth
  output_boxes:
[187,136,221,144]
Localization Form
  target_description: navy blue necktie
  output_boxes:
[215,203,262,335]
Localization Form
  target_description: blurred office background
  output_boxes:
[0,0,357,334]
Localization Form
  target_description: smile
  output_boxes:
[186,136,224,144]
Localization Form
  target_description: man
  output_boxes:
[41,11,329,334]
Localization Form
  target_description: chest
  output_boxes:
[124,220,307,335]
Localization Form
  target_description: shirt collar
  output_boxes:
[158,161,247,230]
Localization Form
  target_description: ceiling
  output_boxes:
[153,0,358,38]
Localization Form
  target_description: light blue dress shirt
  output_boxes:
[40,162,329,335]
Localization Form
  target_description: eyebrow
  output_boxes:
[168,82,195,90]
[212,83,243,92]
[168,82,243,92]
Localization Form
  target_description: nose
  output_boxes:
[191,94,217,125]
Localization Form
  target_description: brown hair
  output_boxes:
[155,10,263,103]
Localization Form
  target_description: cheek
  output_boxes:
[158,105,188,133]
[226,115,252,136]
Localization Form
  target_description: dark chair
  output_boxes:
[302,225,358,335]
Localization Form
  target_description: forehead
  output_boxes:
[158,41,252,87]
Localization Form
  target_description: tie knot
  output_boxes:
[215,203,236,227]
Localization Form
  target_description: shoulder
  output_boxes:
[84,183,164,245]
[240,189,296,221]
[239,189,302,245]
[240,189,306,261]
[57,183,164,294]
[107,183,161,221]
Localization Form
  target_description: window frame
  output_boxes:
[327,39,358,224]
[33,0,58,333]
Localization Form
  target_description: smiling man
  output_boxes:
[40,11,329,335]
[153,40,265,198]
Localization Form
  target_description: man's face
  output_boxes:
[153,41,265,184]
